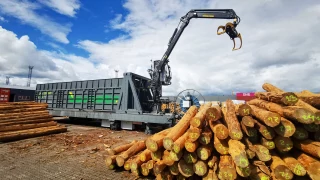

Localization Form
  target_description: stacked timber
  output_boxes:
[104,83,320,180]
[0,102,67,142]
[161,102,182,114]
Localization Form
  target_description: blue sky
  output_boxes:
[0,0,128,57]
[0,0,319,95]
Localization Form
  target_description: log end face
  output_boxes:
[282,92,299,106]
[190,117,202,128]
[163,137,174,151]
[238,104,252,116]
[116,156,125,167]
[146,139,159,152]
[265,113,281,127]
[295,109,316,124]
[274,165,294,180]
[214,125,229,140]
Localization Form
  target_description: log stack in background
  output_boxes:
[0,102,67,142]
[104,83,320,180]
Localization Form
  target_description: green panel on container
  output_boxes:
[67,94,119,104]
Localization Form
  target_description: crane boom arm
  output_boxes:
[149,9,241,109]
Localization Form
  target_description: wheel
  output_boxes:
[174,89,205,114]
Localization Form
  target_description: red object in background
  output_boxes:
[236,92,255,101]
[0,88,10,102]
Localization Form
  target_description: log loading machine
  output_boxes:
[35,9,242,134]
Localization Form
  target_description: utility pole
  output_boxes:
[5,76,10,85]
[27,66,34,87]
[114,69,119,78]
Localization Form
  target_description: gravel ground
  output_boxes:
[0,122,153,180]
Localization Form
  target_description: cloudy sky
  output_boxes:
[0,0,319,96]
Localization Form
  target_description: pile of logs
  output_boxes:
[104,83,320,180]
[0,102,67,142]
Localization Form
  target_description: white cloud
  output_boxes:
[0,16,7,22]
[77,0,320,96]
[0,0,71,44]
[0,26,119,88]
[38,0,81,17]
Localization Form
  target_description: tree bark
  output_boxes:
[213,135,229,155]
[228,139,249,168]
[222,100,243,140]
[249,105,281,127]
[255,92,299,106]
[172,130,189,154]
[295,152,320,180]
[282,156,307,176]
[163,106,198,150]
[190,102,212,128]
[106,140,137,155]
[0,121,57,132]
[217,155,237,180]
[115,140,146,167]
[209,120,229,140]
[293,139,320,159]
[146,128,171,152]
[0,125,67,142]
[140,149,152,162]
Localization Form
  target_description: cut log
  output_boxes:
[0,121,57,132]
[282,106,316,124]
[172,130,189,154]
[293,139,320,159]
[196,145,212,161]
[184,139,199,153]
[236,165,251,178]
[106,140,137,155]
[146,160,155,170]
[274,136,293,153]
[199,126,212,145]
[145,128,172,152]
[270,155,294,180]
[169,150,183,162]
[203,169,218,180]
[293,127,309,140]
[140,149,152,162]
[183,151,198,164]
[241,120,258,139]
[207,156,218,169]
[115,140,146,167]
[0,125,67,142]
[274,117,296,137]
[241,116,255,127]
[0,107,47,114]
[249,105,281,127]
[295,152,320,180]
[169,161,179,175]
[187,126,202,142]
[162,105,198,150]
[193,160,208,176]
[130,156,144,171]
[151,149,163,162]
[298,95,320,109]
[141,163,150,176]
[153,160,167,176]
[282,156,307,176]
[254,120,276,140]
[222,100,243,140]
[252,145,271,162]
[190,102,212,128]
[253,160,271,177]
[162,150,174,166]
[217,155,237,180]
[262,83,319,113]
[213,135,229,155]
[254,92,299,106]
[303,123,319,132]
[228,139,249,168]
[260,137,275,150]
[178,159,194,178]
[208,120,229,140]
[0,118,53,126]
[250,162,271,180]
[236,104,252,116]
[0,114,52,123]
[205,105,222,122]
[105,154,120,169]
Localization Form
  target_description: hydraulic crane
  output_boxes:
[148,9,242,113]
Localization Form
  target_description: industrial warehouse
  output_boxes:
[0,1,319,180]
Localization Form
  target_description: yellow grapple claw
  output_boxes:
[217,25,226,35]
[232,33,242,51]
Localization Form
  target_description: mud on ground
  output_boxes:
[0,123,152,180]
